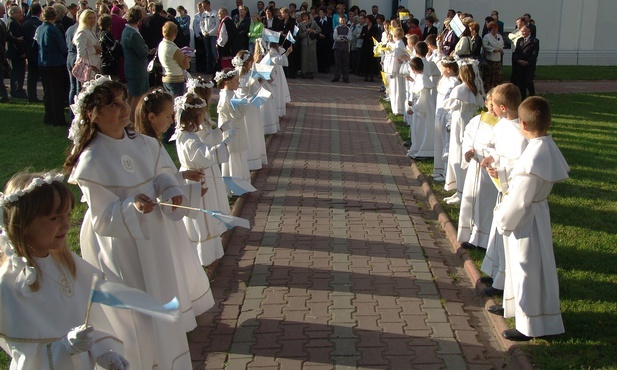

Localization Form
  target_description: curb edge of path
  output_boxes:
[378,103,534,370]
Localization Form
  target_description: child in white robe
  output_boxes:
[432,58,459,182]
[405,57,436,159]
[234,50,268,170]
[216,68,251,181]
[442,61,484,205]
[402,34,418,127]
[269,43,292,117]
[384,27,406,115]
[64,77,194,370]
[0,171,128,370]
[480,83,528,298]
[457,90,499,250]
[255,38,281,135]
[174,91,232,275]
[133,88,216,316]
[493,96,569,340]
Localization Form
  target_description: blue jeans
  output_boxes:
[203,36,217,74]
[163,81,185,97]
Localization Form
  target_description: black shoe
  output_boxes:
[487,304,504,316]
[479,276,494,285]
[461,242,477,250]
[309,73,314,79]
[502,329,532,341]
[402,141,411,148]
[364,76,369,81]
[343,79,349,83]
[331,79,339,82]
[481,286,504,297]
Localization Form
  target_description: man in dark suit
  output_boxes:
[512,26,539,99]
[314,7,332,73]
[22,3,43,102]
[140,2,167,50]
[230,0,249,22]
[6,5,28,99]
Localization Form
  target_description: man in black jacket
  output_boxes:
[512,25,539,99]
[22,3,42,102]
[6,5,27,99]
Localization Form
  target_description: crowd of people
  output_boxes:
[376,7,566,342]
[0,2,566,367]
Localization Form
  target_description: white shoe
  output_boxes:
[443,194,456,201]
[446,195,460,205]
[433,175,445,182]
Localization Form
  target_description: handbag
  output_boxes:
[72,56,97,83]
[147,50,163,74]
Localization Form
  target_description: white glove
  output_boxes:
[222,127,236,145]
[96,351,130,370]
[61,325,94,355]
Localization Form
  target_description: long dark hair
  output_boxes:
[134,88,174,140]
[63,81,132,175]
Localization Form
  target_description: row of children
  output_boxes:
[378,21,569,342]
[0,38,293,369]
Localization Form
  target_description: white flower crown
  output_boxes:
[0,233,37,289]
[186,78,214,92]
[0,173,65,209]
[173,93,209,131]
[231,52,251,67]
[214,69,240,83]
[68,75,113,147]
[143,88,167,102]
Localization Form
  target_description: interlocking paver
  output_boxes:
[189,75,516,369]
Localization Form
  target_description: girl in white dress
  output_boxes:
[233,50,268,170]
[432,58,459,182]
[269,43,292,117]
[216,68,251,181]
[0,171,128,370]
[63,76,194,370]
[384,27,406,115]
[405,57,436,159]
[254,38,280,135]
[174,90,231,275]
[133,88,215,315]
[443,61,485,205]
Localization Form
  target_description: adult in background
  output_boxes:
[359,14,380,82]
[248,12,264,55]
[0,4,11,103]
[407,18,422,39]
[512,25,539,99]
[35,6,69,125]
[6,5,28,99]
[263,6,280,30]
[73,10,102,77]
[216,7,240,70]
[159,21,190,97]
[314,7,331,74]
[439,18,459,57]
[52,3,69,35]
[22,3,43,103]
[99,14,120,78]
[65,10,80,108]
[60,2,76,33]
[235,5,250,51]
[175,6,191,48]
[482,21,504,91]
[349,14,363,74]
[422,16,437,41]
[140,2,166,50]
[469,21,482,60]
[122,6,150,119]
[523,13,536,38]
[297,11,319,79]
[279,7,298,78]
[193,2,206,73]
[231,0,249,22]
[200,0,218,74]
[331,14,350,83]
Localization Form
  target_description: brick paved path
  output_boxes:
[189,75,513,369]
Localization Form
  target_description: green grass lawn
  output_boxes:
[503,65,617,81]
[385,91,617,369]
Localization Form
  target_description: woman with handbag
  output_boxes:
[121,6,150,120]
[297,11,320,79]
[73,9,102,82]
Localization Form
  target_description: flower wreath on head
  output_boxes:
[143,88,167,102]
[454,56,486,99]
[68,75,113,148]
[231,52,251,68]
[0,173,65,290]
[173,93,209,131]
[186,78,214,93]
[214,68,240,83]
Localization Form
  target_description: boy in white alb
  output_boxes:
[480,83,527,298]
[493,96,569,341]
[431,58,459,182]
[405,57,436,159]
[384,27,406,115]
